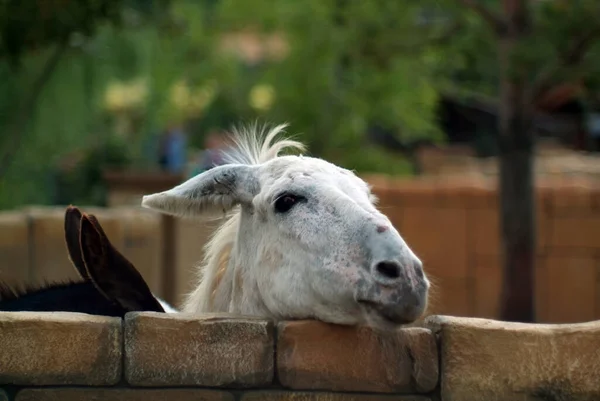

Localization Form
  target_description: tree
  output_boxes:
[0,0,154,178]
[440,0,600,322]
[487,0,538,323]
[0,1,177,208]
[199,0,453,175]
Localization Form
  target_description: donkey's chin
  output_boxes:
[358,300,424,331]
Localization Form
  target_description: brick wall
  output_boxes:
[1,176,599,322]
[0,312,599,401]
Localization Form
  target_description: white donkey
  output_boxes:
[142,123,429,329]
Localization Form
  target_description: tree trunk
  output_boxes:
[0,38,69,178]
[497,0,536,322]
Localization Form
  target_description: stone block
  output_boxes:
[471,205,550,256]
[116,208,163,297]
[472,257,501,319]
[242,391,431,401]
[544,255,596,323]
[472,255,568,322]
[16,388,234,401]
[26,208,79,284]
[390,182,438,207]
[424,277,471,318]
[172,219,218,306]
[77,207,125,249]
[0,312,121,385]
[550,182,594,213]
[107,191,143,208]
[427,315,600,401]
[0,211,30,283]
[466,185,496,208]
[470,208,499,257]
[435,179,487,208]
[550,215,600,250]
[124,312,274,387]
[373,188,403,233]
[401,207,468,280]
[277,320,438,393]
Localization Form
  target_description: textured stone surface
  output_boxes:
[172,218,219,306]
[0,211,30,284]
[117,208,163,296]
[16,388,234,401]
[124,312,274,387]
[0,389,9,401]
[0,312,121,385]
[26,207,78,283]
[427,315,600,401]
[277,320,438,393]
[242,391,431,401]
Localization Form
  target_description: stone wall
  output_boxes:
[0,312,599,401]
[1,175,599,322]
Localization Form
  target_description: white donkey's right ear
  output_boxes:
[141,164,259,219]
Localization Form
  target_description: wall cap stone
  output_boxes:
[0,312,121,386]
[425,314,600,333]
[425,314,600,401]
[277,320,438,394]
[124,312,274,387]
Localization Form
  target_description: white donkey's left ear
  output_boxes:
[141,164,259,219]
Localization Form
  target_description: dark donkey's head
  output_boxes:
[0,206,165,316]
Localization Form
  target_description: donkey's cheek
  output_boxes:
[320,258,367,290]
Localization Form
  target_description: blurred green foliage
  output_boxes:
[0,0,599,209]
[0,0,124,65]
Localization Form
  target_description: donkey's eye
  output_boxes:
[274,193,302,213]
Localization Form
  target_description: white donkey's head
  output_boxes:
[142,124,429,329]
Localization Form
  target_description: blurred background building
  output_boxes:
[0,0,598,322]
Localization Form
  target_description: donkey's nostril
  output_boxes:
[375,261,401,280]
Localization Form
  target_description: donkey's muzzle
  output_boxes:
[358,289,427,326]
[357,300,415,325]
[358,257,429,326]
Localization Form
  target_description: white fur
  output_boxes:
[155,296,178,313]
[142,123,430,329]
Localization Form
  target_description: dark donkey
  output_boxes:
[0,206,173,316]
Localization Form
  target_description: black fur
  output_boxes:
[0,280,127,316]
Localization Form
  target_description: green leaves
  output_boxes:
[0,0,126,66]
[207,0,447,161]
[2,0,599,208]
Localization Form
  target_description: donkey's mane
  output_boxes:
[182,123,306,312]
[221,122,306,165]
[0,279,83,302]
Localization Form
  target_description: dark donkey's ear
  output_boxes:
[64,205,90,280]
[78,213,165,313]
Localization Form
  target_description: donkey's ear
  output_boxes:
[64,205,90,280]
[141,164,259,219]
[79,214,164,313]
